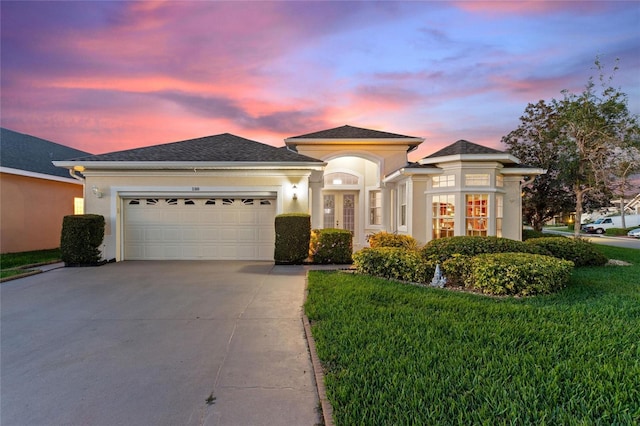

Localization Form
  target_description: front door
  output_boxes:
[323,192,357,233]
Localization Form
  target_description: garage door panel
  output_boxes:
[124,197,275,260]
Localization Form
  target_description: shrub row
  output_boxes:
[525,237,608,267]
[353,234,607,296]
[605,226,639,236]
[421,236,549,263]
[273,214,353,264]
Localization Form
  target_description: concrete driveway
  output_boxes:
[1,261,321,426]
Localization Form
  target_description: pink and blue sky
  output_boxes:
[1,1,639,161]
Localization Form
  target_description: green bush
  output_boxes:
[605,227,632,236]
[274,213,311,264]
[525,237,608,267]
[367,232,419,250]
[469,253,574,296]
[353,247,434,283]
[522,229,545,240]
[421,236,549,263]
[441,254,473,287]
[310,228,353,264]
[60,214,105,265]
[568,223,575,231]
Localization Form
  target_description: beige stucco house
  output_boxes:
[53,125,543,261]
[1,128,90,253]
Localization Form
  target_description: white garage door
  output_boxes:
[123,197,276,260]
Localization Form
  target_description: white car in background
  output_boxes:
[627,228,640,238]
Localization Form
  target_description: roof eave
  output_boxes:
[1,166,83,184]
[383,167,443,183]
[53,161,327,171]
[419,153,520,165]
[285,137,424,146]
[500,167,547,176]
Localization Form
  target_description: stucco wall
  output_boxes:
[1,173,83,253]
[82,169,312,260]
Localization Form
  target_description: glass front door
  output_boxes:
[323,192,356,233]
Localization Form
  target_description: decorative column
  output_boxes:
[309,170,324,229]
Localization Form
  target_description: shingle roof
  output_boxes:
[287,125,419,140]
[0,128,91,178]
[424,140,504,159]
[70,133,323,163]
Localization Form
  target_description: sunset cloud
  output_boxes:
[1,1,638,157]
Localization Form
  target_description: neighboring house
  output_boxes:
[1,128,90,253]
[53,125,544,261]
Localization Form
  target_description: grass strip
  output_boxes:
[0,248,61,280]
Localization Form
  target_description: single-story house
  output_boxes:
[1,128,91,253]
[53,125,544,261]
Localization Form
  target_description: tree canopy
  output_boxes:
[503,59,640,234]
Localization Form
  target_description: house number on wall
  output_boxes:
[192,187,200,191]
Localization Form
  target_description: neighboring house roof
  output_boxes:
[420,139,520,165]
[287,125,420,140]
[0,128,91,179]
[55,133,325,170]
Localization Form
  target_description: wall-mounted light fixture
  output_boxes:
[91,185,104,198]
[292,184,298,200]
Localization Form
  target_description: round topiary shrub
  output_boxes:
[525,237,608,267]
[421,236,549,263]
[469,253,574,296]
[367,232,419,250]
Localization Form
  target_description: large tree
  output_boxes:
[502,100,574,230]
[504,59,639,235]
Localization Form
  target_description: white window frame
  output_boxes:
[433,174,455,188]
[465,174,490,186]
[398,183,407,228]
[368,189,383,226]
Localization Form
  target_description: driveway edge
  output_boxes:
[302,272,335,426]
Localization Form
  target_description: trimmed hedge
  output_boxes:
[367,232,419,250]
[60,214,105,265]
[522,229,545,240]
[353,247,434,283]
[421,236,549,263]
[605,227,638,236]
[469,253,574,296]
[274,213,311,264]
[525,237,608,267]
[310,228,353,264]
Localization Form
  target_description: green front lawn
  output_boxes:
[305,245,640,425]
[0,248,61,279]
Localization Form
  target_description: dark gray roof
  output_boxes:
[71,133,323,163]
[0,128,91,178]
[404,162,439,169]
[424,139,504,159]
[288,125,419,140]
